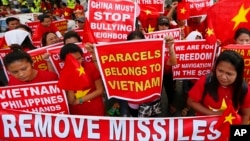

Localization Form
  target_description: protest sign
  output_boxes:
[95,39,164,102]
[185,0,213,17]
[0,81,69,114]
[0,108,231,141]
[144,28,182,40]
[172,40,217,79]
[88,0,136,42]
[135,0,164,13]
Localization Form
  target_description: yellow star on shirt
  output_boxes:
[206,28,214,36]
[77,65,85,76]
[147,24,155,33]
[231,4,250,30]
[64,12,69,16]
[209,98,227,111]
[75,89,91,99]
[144,10,152,15]
[180,7,186,14]
[224,113,236,124]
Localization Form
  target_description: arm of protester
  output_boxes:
[165,35,177,66]
[73,79,104,105]
[240,108,250,124]
[67,90,75,104]
[166,1,178,21]
[187,97,224,115]
[42,53,56,72]
[85,42,99,69]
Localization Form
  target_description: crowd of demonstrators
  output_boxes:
[0,0,250,123]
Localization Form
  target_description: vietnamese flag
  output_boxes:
[177,2,190,20]
[213,102,241,139]
[138,5,160,33]
[57,54,91,90]
[205,16,217,44]
[206,0,250,44]
[82,18,98,44]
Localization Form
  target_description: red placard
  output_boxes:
[172,40,217,79]
[0,81,69,114]
[144,28,182,40]
[88,0,136,42]
[95,39,164,102]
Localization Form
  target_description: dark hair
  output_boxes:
[38,14,51,22]
[6,17,20,25]
[234,28,250,40]
[21,36,37,50]
[127,30,145,40]
[60,43,83,61]
[63,31,82,44]
[15,24,33,36]
[207,50,245,109]
[41,31,57,46]
[3,44,33,67]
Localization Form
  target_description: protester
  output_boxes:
[59,43,105,116]
[41,31,61,46]
[32,14,62,41]
[15,24,33,36]
[3,44,58,86]
[5,17,20,31]
[234,28,250,45]
[75,17,85,30]
[187,50,250,124]
[4,29,36,51]
[63,30,82,44]
[157,16,170,31]
[86,30,177,117]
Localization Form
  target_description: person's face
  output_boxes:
[235,33,250,45]
[158,23,169,31]
[77,21,84,29]
[71,52,83,64]
[46,33,60,45]
[7,59,36,82]
[8,20,20,30]
[41,18,52,27]
[216,61,237,87]
[65,37,80,44]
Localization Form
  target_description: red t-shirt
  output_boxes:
[188,75,250,115]
[69,62,105,116]
[32,23,59,41]
[8,70,58,86]
[53,8,62,17]
[61,7,72,20]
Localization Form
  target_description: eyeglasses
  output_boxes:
[159,23,169,26]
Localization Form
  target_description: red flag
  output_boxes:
[205,17,217,44]
[213,102,241,139]
[82,18,98,44]
[138,5,160,33]
[206,0,250,44]
[177,2,190,20]
[57,54,91,90]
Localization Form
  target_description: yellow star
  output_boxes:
[209,98,227,111]
[147,24,155,33]
[75,89,91,99]
[231,4,250,30]
[224,113,235,124]
[144,10,152,15]
[206,28,214,36]
[180,7,186,14]
[77,65,85,76]
[64,12,69,16]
